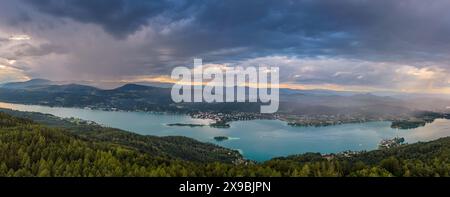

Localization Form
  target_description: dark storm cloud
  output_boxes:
[21,0,177,38]
[19,0,450,63]
[186,0,450,63]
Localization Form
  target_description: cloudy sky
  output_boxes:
[0,0,449,94]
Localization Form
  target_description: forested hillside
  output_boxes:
[0,109,243,164]
[0,112,449,177]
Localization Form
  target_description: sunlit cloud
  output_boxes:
[8,34,31,41]
[0,64,30,83]
[102,55,450,95]
[7,59,16,64]
[120,75,177,84]
[396,66,441,80]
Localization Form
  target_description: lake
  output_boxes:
[1,101,449,161]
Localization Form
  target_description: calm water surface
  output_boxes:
[1,102,449,161]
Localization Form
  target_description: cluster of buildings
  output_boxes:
[190,112,275,123]
[378,137,405,149]
[322,150,365,160]
[63,117,99,126]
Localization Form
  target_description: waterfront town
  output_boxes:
[190,111,276,123]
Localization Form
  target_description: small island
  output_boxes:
[209,121,231,128]
[214,136,229,141]
[166,123,206,127]
[166,121,231,128]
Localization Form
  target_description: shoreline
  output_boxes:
[2,100,448,130]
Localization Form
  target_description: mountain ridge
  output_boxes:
[1,79,449,114]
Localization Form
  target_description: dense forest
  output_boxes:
[0,111,449,177]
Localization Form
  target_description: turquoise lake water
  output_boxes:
[1,102,449,161]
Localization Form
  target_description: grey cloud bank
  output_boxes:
[0,0,449,93]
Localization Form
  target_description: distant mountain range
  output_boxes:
[1,78,54,89]
[0,79,449,115]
